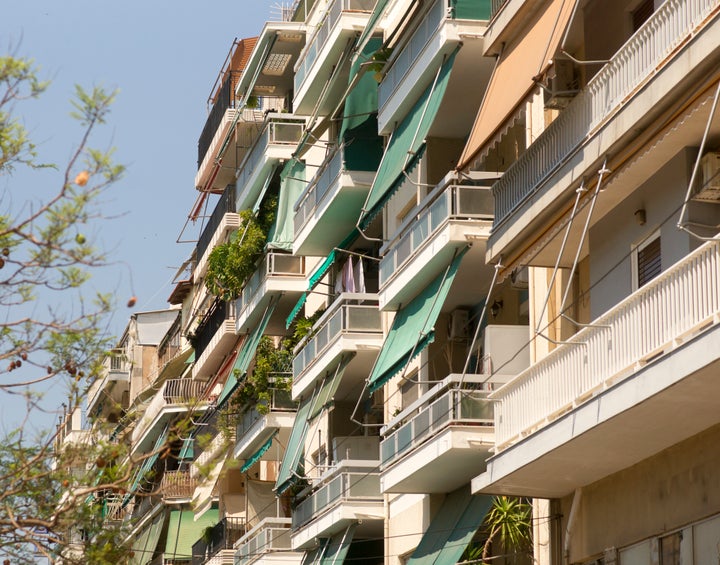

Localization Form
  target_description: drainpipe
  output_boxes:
[564,488,582,565]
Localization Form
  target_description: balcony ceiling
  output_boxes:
[472,323,720,499]
[251,32,306,100]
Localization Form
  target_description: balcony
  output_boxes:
[236,518,300,565]
[192,300,236,381]
[132,379,210,454]
[191,517,246,565]
[379,181,494,311]
[160,470,197,502]
[86,349,130,418]
[293,0,375,114]
[233,387,296,461]
[195,186,240,279]
[292,294,383,400]
[377,0,489,134]
[487,0,720,262]
[473,240,720,498]
[290,460,384,549]
[380,374,493,494]
[235,253,308,335]
[293,145,376,256]
[235,114,305,212]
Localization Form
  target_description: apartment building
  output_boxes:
[64,0,720,564]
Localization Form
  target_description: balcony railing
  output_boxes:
[101,495,128,523]
[236,115,304,199]
[160,470,197,501]
[379,184,493,285]
[236,518,294,565]
[293,295,382,378]
[294,0,375,93]
[191,517,247,565]
[292,463,381,530]
[197,185,237,262]
[380,375,493,467]
[294,146,344,234]
[236,253,306,316]
[194,300,236,360]
[198,70,243,167]
[491,0,508,19]
[493,239,720,450]
[236,386,296,439]
[193,428,235,474]
[493,0,717,225]
[133,379,209,444]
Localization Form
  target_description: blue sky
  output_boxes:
[1,1,278,429]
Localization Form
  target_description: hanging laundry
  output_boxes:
[355,257,366,293]
[342,257,356,293]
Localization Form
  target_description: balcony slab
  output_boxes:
[472,322,720,499]
[233,412,295,461]
[290,500,384,550]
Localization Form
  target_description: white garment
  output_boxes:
[354,257,366,293]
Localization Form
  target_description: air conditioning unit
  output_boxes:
[449,309,469,340]
[693,151,720,202]
[510,266,529,289]
[545,59,578,110]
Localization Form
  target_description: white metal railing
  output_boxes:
[380,376,493,466]
[236,115,304,202]
[236,253,306,316]
[236,386,296,440]
[493,239,720,449]
[160,470,197,500]
[132,379,208,443]
[294,146,344,234]
[493,0,718,223]
[236,518,293,565]
[293,295,382,378]
[380,184,493,285]
[294,0,375,92]
[291,463,381,529]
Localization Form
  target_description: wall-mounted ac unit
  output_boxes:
[449,309,469,340]
[693,151,720,202]
[545,59,578,110]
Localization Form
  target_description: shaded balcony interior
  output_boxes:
[473,237,720,498]
[191,298,237,381]
[86,347,131,422]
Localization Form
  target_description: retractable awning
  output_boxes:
[268,160,306,250]
[123,424,170,507]
[275,392,314,494]
[309,355,353,420]
[366,249,467,393]
[241,431,278,473]
[457,0,577,169]
[165,508,219,560]
[129,510,166,565]
[359,50,458,229]
[216,300,277,408]
[407,487,491,565]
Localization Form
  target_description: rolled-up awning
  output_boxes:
[366,248,467,393]
[129,510,166,565]
[457,0,577,169]
[240,431,278,473]
[274,393,314,494]
[406,486,492,565]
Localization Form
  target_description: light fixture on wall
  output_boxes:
[490,299,503,319]
[635,208,647,226]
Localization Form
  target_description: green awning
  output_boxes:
[123,424,170,507]
[367,249,467,393]
[302,538,330,565]
[179,436,194,461]
[268,160,306,250]
[164,508,219,560]
[275,393,315,494]
[359,50,457,229]
[251,165,279,214]
[217,300,277,407]
[321,524,357,565]
[357,0,390,52]
[406,487,491,565]
[451,0,491,20]
[185,351,195,364]
[129,510,166,565]
[340,38,384,172]
[241,431,278,473]
[309,355,353,420]
[286,229,359,329]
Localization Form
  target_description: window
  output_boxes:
[633,231,661,289]
[659,531,682,565]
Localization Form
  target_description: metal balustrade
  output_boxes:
[198,70,243,167]
[294,0,375,93]
[291,467,381,530]
[491,0,508,19]
[191,517,246,565]
[236,518,293,565]
[493,240,720,450]
[160,470,197,501]
[236,386,296,440]
[293,296,382,378]
[196,185,237,263]
[236,253,306,316]
[379,185,493,285]
[493,0,718,224]
[194,300,236,361]
[380,376,493,466]
[236,115,304,201]
[294,146,344,234]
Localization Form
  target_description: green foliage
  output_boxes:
[205,196,277,301]
[481,496,533,563]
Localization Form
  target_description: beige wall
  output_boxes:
[562,423,720,563]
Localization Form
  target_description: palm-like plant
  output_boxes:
[482,496,532,563]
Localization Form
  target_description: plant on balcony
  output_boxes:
[205,196,277,301]
[478,496,532,564]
